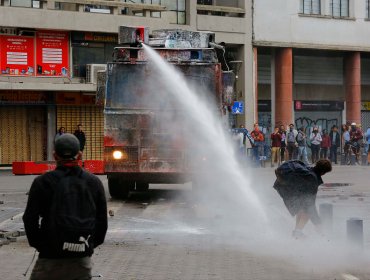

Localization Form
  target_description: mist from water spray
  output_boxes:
[142,44,268,227]
[140,44,370,273]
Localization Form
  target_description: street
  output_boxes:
[1,166,370,280]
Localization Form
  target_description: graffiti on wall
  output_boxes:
[295,117,339,134]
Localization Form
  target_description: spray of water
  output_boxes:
[138,44,370,274]
[141,44,270,234]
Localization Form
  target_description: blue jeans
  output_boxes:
[253,142,264,162]
[365,143,369,155]
[298,146,309,164]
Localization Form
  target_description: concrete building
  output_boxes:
[253,0,370,136]
[0,0,252,164]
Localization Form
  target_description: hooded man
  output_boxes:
[23,133,107,280]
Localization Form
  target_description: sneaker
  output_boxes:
[292,229,306,239]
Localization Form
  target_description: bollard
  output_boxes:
[346,218,363,249]
[319,203,333,232]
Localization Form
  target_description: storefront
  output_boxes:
[0,91,51,164]
[294,100,344,132]
[56,92,104,160]
[361,101,370,130]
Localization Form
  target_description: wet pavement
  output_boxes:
[0,165,370,280]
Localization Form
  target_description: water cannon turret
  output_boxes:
[118,26,149,47]
[209,42,225,51]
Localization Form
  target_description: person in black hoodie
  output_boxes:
[74,124,86,152]
[329,125,340,164]
[23,133,107,280]
[273,159,332,239]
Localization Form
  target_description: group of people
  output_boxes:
[233,121,370,167]
[55,124,86,153]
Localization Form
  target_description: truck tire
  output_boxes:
[108,177,134,199]
[136,182,149,192]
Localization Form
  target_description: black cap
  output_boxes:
[55,133,80,159]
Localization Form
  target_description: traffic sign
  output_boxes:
[232,101,244,114]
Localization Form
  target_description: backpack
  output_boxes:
[46,169,96,256]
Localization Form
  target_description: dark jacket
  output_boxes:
[23,165,107,259]
[329,131,340,147]
[273,160,323,224]
[74,130,86,151]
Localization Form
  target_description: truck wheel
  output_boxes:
[136,182,149,192]
[108,177,134,199]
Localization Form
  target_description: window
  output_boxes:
[330,0,349,17]
[367,0,370,18]
[162,0,186,24]
[122,0,161,17]
[300,0,321,15]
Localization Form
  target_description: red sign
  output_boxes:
[36,31,69,77]
[0,35,35,76]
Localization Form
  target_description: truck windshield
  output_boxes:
[105,63,219,110]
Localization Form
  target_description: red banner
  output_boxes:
[0,35,35,76]
[35,31,69,76]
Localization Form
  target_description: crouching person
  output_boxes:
[273,159,332,239]
[23,133,108,280]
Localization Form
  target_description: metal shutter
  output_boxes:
[0,106,45,164]
[362,111,370,132]
[294,56,343,85]
[361,58,370,85]
[56,106,104,160]
[257,54,271,85]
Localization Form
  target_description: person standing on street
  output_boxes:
[74,124,86,152]
[329,125,340,164]
[365,126,370,165]
[296,127,309,165]
[279,124,287,163]
[320,129,331,160]
[286,124,298,160]
[270,126,282,167]
[273,159,332,239]
[251,123,265,165]
[23,133,107,280]
[54,127,65,143]
[349,122,363,164]
[310,126,322,163]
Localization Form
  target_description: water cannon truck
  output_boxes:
[99,26,235,199]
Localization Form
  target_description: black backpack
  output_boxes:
[46,169,96,257]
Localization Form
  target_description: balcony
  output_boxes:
[0,0,168,33]
[196,4,246,34]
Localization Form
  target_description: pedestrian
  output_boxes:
[365,126,370,165]
[270,126,282,167]
[309,126,322,163]
[342,124,351,164]
[349,122,363,164]
[329,125,340,164]
[279,124,287,163]
[273,159,332,239]
[250,123,265,165]
[23,133,108,280]
[296,127,309,165]
[54,126,65,143]
[286,123,298,160]
[320,129,331,159]
[74,124,86,152]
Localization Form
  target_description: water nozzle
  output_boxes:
[209,42,225,50]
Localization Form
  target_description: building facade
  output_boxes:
[253,0,370,135]
[0,0,253,164]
